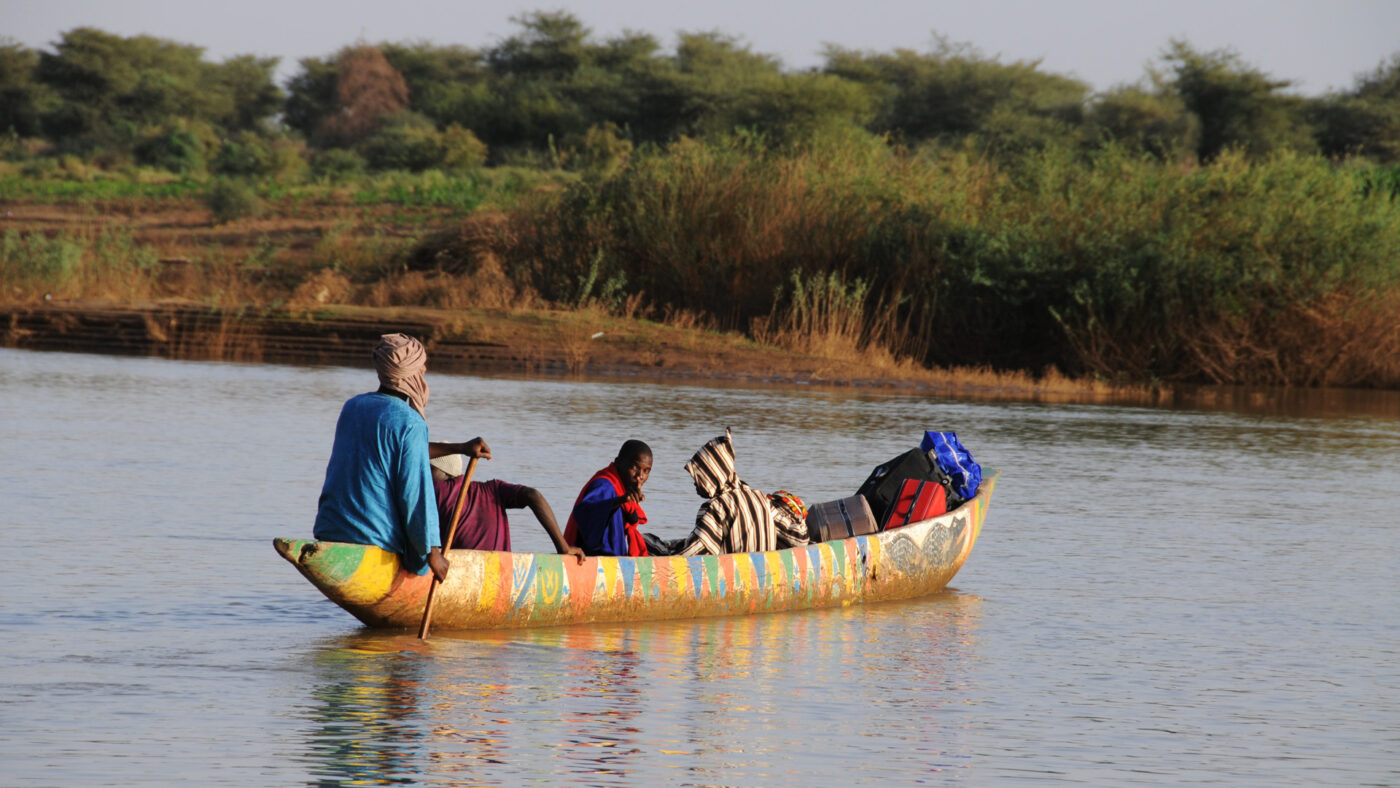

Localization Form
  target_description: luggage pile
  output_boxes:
[803,430,983,542]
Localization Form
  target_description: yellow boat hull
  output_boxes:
[275,471,996,630]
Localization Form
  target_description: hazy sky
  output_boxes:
[4,0,1395,95]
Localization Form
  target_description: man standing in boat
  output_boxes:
[313,333,490,580]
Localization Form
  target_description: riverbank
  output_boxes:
[0,191,1144,399]
[7,142,1397,393]
[2,300,1163,403]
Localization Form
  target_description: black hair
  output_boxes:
[616,439,652,468]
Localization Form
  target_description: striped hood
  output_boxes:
[685,427,738,499]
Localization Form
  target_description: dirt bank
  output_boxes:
[3,301,1136,401]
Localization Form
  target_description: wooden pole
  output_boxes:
[418,455,478,639]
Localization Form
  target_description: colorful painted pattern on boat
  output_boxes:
[275,471,997,630]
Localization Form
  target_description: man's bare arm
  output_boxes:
[522,487,585,564]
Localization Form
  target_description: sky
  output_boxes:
[3,0,1396,95]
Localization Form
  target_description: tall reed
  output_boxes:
[457,132,1400,386]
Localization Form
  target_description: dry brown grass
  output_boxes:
[660,306,714,332]
[288,268,356,308]
[914,363,1162,401]
[462,253,523,310]
[364,271,455,308]
[1182,290,1400,387]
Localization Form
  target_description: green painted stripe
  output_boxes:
[303,541,370,586]
[637,558,654,601]
[533,555,564,614]
[830,540,847,587]
[703,554,720,598]
[780,550,797,595]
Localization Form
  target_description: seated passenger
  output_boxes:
[564,440,652,557]
[676,428,809,556]
[431,454,584,563]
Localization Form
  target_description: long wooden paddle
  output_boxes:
[418,455,479,639]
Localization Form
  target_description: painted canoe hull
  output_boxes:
[275,471,997,630]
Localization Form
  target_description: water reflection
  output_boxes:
[9,347,1397,785]
[305,636,434,785]
[1170,384,1400,420]
[300,592,984,785]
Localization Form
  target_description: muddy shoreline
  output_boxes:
[0,302,988,393]
[11,303,1400,421]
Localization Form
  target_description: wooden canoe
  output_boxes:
[275,470,997,630]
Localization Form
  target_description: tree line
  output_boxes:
[4,15,1398,387]
[2,12,1398,176]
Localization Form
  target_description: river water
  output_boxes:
[1,347,1396,786]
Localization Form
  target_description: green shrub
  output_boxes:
[441,124,488,171]
[134,122,216,175]
[562,122,632,177]
[267,138,311,183]
[0,229,84,295]
[202,178,263,224]
[360,112,445,171]
[212,132,274,176]
[0,227,158,301]
[312,148,367,180]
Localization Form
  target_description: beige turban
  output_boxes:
[430,453,465,477]
[372,333,429,418]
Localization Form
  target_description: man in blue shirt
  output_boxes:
[313,333,490,580]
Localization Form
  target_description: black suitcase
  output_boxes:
[856,447,958,524]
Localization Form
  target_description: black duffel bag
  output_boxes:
[856,447,959,525]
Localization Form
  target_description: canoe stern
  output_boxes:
[273,538,427,627]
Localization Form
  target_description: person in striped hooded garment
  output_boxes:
[676,428,810,556]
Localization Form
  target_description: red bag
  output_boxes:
[882,478,947,530]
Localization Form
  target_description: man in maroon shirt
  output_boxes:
[431,454,584,562]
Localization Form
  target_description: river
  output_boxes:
[1,347,1396,786]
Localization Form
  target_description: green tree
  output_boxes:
[134,123,205,173]
[675,30,780,76]
[823,37,1088,151]
[1308,54,1400,162]
[670,32,870,142]
[440,123,488,170]
[360,111,445,170]
[212,129,275,175]
[37,28,209,146]
[206,55,283,132]
[0,40,49,137]
[33,27,280,154]
[1160,40,1311,161]
[283,55,338,141]
[488,11,590,78]
[475,13,598,150]
[1087,84,1199,159]
[560,32,677,141]
[380,42,487,124]
[694,71,873,142]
